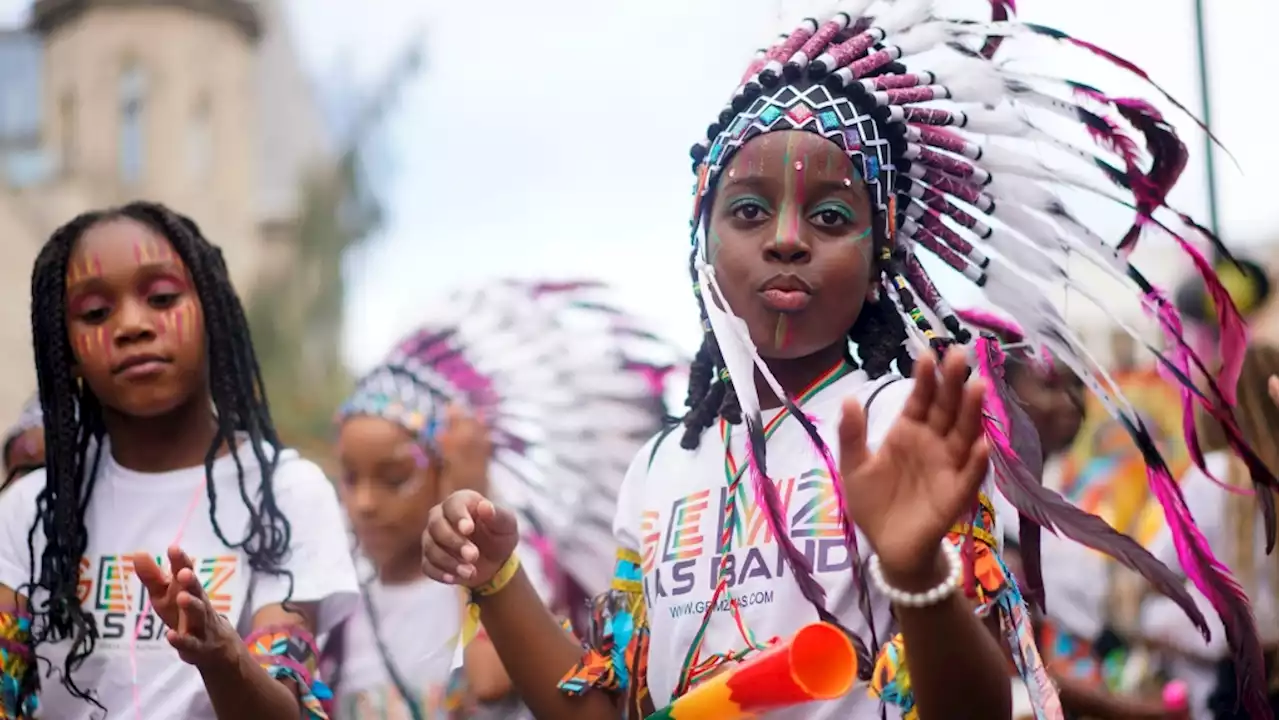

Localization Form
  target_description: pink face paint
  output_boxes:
[408,443,430,469]
[775,133,804,247]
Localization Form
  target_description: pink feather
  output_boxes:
[1143,460,1269,717]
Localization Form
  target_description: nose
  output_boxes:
[112,297,156,347]
[347,479,382,520]
[763,233,811,265]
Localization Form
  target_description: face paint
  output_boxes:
[708,227,724,264]
[773,314,792,351]
[65,253,104,287]
[775,132,805,247]
[132,237,179,266]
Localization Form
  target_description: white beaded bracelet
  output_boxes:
[867,539,963,608]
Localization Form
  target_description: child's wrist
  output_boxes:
[473,552,521,600]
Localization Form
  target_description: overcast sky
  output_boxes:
[2,0,1276,371]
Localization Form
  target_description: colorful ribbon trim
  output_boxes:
[0,609,36,720]
[246,624,333,719]
[675,361,856,696]
[869,494,1064,720]
[559,548,651,718]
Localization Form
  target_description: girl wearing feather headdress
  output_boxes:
[329,280,677,719]
[419,1,1275,718]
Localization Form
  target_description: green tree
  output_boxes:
[246,36,422,461]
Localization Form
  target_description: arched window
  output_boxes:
[118,62,146,184]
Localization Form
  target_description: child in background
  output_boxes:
[2,395,44,489]
[0,202,358,719]
[329,281,677,719]
[965,314,1176,719]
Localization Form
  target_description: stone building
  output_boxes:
[0,0,332,423]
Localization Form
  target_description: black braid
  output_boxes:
[23,202,293,710]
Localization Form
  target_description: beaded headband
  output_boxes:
[684,1,1276,713]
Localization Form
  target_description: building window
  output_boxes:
[187,94,212,182]
[59,90,75,175]
[118,62,146,184]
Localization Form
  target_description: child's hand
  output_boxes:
[422,491,519,587]
[840,347,989,589]
[438,405,493,496]
[132,547,239,668]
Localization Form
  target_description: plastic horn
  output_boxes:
[646,622,856,719]
[1162,680,1190,720]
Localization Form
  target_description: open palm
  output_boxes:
[841,348,990,586]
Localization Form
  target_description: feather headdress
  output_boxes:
[685,0,1276,713]
[339,280,681,595]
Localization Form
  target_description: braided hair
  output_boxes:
[23,201,293,708]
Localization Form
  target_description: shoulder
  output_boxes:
[0,467,46,504]
[264,449,332,494]
[825,371,913,444]
[627,423,688,477]
[0,468,46,522]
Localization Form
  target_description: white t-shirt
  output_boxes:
[334,577,464,719]
[332,537,552,720]
[0,440,360,720]
[614,370,999,720]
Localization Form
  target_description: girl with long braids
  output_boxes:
[419,1,1275,718]
[3,395,45,489]
[0,202,359,719]
[1140,342,1279,719]
[328,280,678,719]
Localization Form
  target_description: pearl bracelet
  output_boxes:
[867,539,963,608]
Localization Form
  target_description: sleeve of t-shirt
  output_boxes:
[249,456,360,637]
[612,432,664,554]
[0,469,45,593]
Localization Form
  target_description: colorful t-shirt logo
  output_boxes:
[76,553,240,647]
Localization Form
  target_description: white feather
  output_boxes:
[928,52,1007,104]
[895,21,949,56]
[876,0,935,35]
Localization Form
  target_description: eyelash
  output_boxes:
[728,197,772,220]
[810,203,855,227]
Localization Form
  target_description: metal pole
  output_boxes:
[1192,0,1221,246]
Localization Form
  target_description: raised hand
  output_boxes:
[132,547,238,667]
[840,347,989,589]
[437,404,493,496]
[422,490,520,587]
